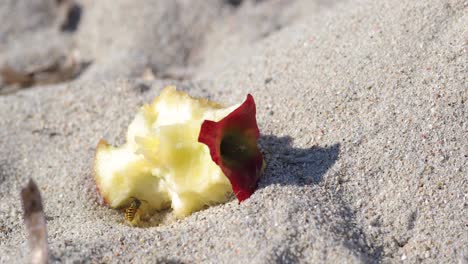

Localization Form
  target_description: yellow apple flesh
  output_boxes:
[94,86,239,218]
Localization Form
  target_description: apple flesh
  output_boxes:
[94,86,240,218]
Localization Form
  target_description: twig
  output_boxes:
[21,179,48,264]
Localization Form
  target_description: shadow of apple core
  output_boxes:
[258,135,340,187]
[257,135,383,262]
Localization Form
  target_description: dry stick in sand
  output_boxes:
[21,179,49,264]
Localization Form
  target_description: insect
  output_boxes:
[125,197,145,224]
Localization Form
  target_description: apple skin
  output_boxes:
[198,94,264,203]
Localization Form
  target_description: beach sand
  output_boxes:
[0,0,466,263]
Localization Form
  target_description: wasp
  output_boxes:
[125,197,146,224]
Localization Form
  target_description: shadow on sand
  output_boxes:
[259,135,340,187]
[258,135,382,262]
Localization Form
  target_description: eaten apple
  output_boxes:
[94,86,264,219]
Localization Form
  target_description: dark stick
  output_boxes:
[21,179,48,264]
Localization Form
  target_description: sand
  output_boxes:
[0,0,466,263]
